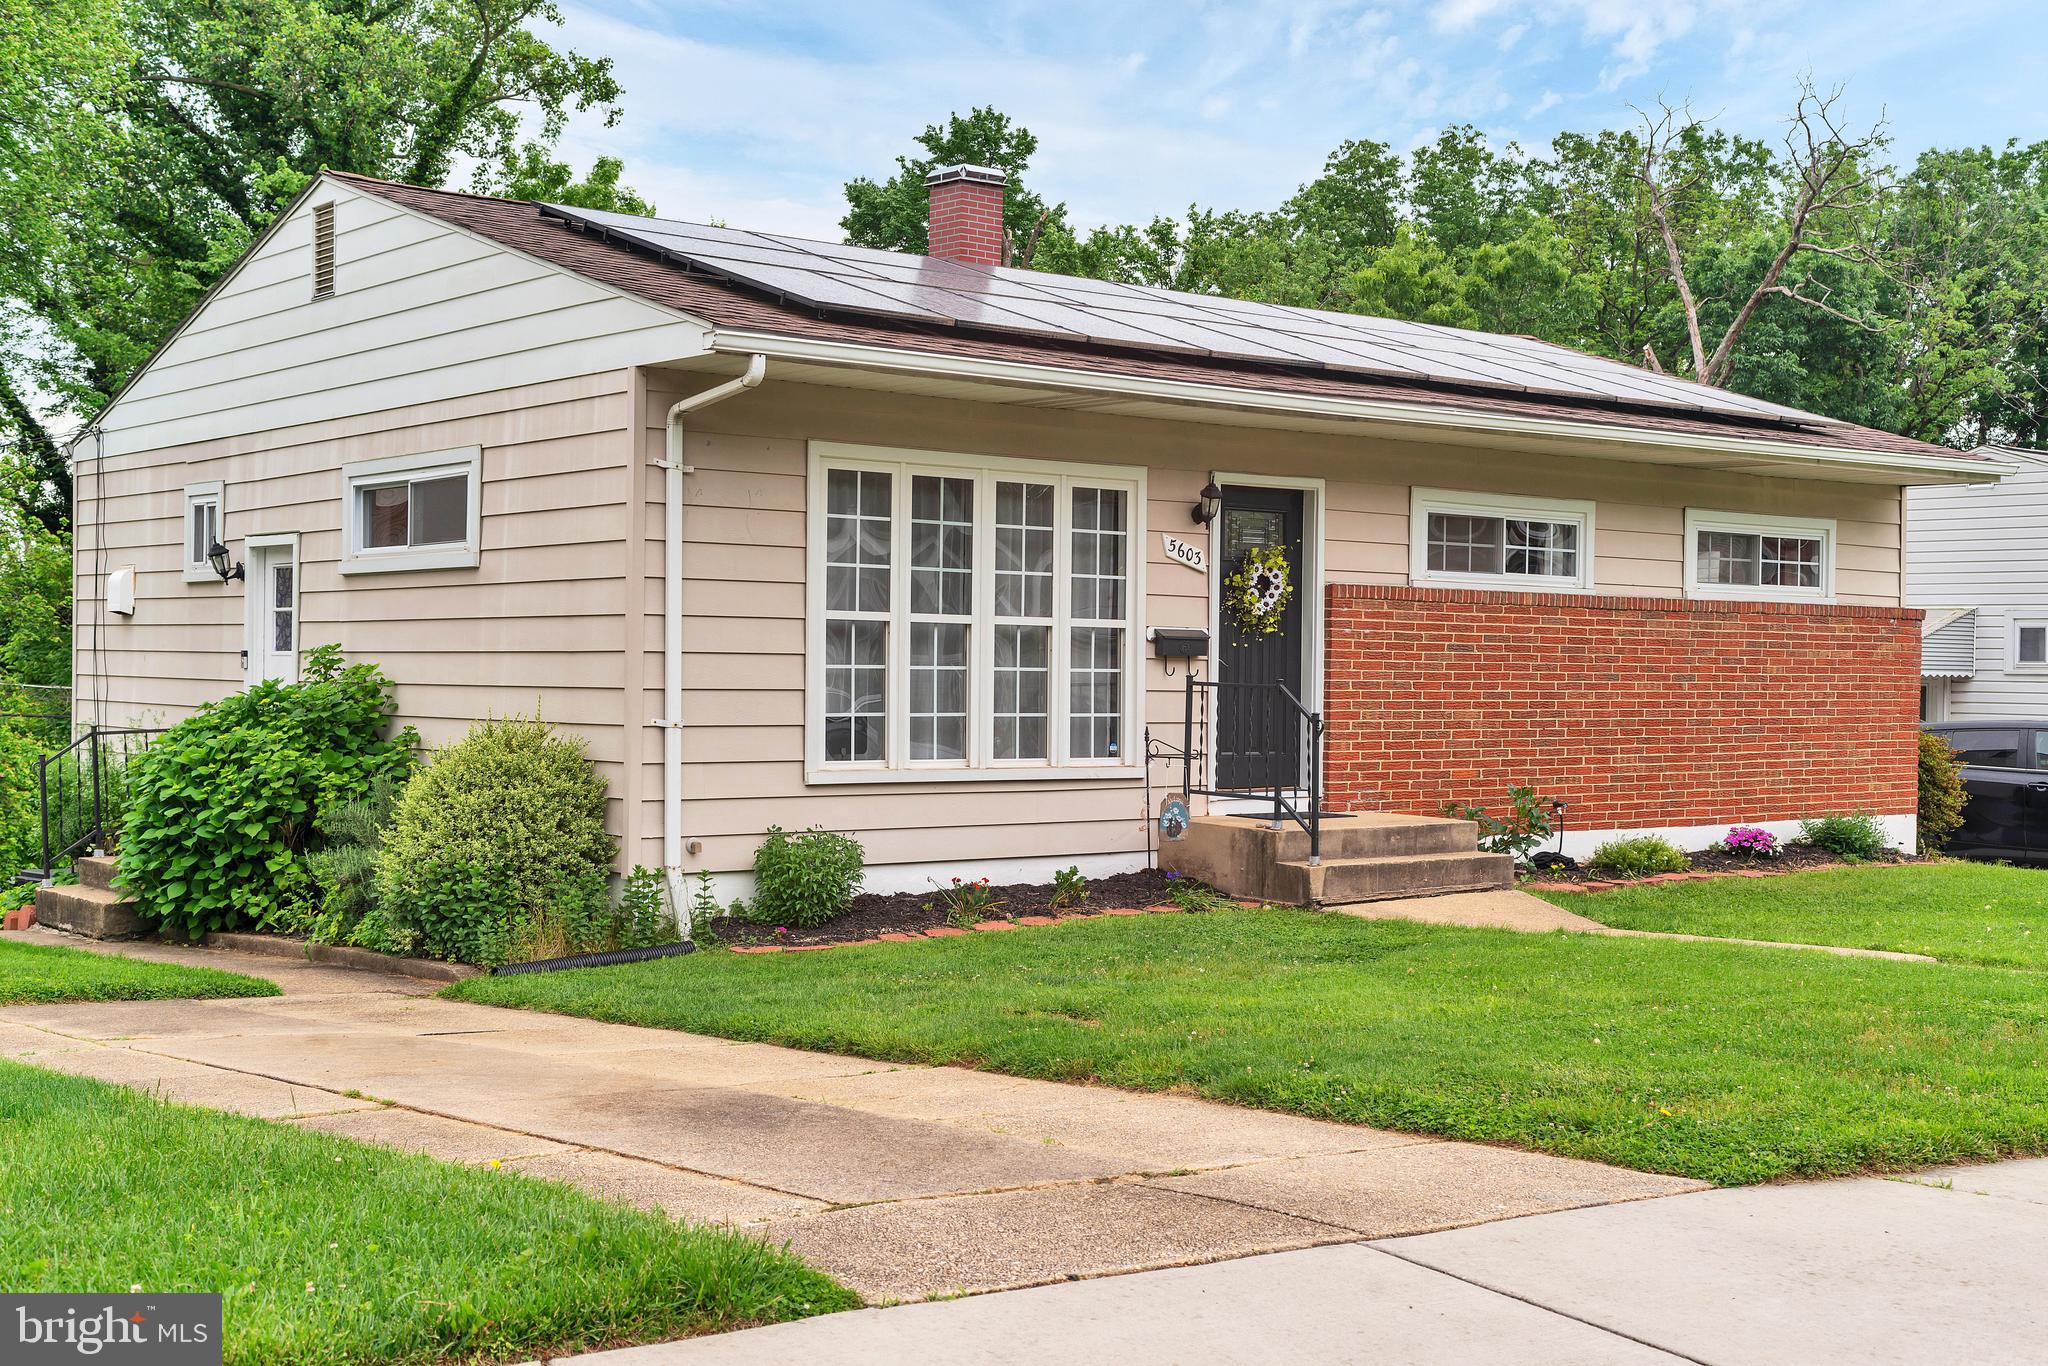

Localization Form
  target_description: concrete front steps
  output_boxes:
[1161,812,1514,906]
[32,855,148,940]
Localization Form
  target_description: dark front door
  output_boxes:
[1215,486,1305,790]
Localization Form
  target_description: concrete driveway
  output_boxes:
[557,1159,2048,1365]
[1,930,1697,1301]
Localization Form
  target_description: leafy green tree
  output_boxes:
[483,144,653,214]
[841,107,1075,266]
[2,0,626,467]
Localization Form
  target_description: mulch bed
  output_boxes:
[705,868,1194,948]
[1529,845,1924,892]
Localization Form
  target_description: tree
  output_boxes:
[482,144,653,214]
[1,0,627,470]
[841,107,1074,267]
[1635,80,1887,387]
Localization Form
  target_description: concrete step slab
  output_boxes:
[1290,851,1516,905]
[73,855,119,891]
[32,883,146,939]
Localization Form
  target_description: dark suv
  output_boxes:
[1925,722,2048,861]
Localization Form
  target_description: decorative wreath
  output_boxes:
[1223,544,1294,635]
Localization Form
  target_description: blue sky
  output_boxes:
[551,1,2045,239]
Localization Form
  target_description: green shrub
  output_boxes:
[1799,813,1891,862]
[1051,864,1090,910]
[0,722,45,877]
[747,826,864,929]
[1587,835,1691,879]
[1443,785,1555,863]
[298,774,405,946]
[616,866,676,949]
[1917,732,1967,853]
[374,716,615,966]
[119,647,416,938]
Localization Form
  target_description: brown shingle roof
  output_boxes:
[330,172,1973,464]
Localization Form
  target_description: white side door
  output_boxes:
[246,540,299,684]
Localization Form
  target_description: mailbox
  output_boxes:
[1149,627,1210,659]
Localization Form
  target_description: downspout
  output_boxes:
[660,354,766,933]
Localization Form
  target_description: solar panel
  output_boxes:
[542,203,1834,428]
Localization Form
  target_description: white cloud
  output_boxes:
[1497,22,1530,50]
[1526,89,1562,117]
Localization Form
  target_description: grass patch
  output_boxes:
[1540,862,2048,969]
[0,939,280,1004]
[447,907,2048,1187]
[0,1060,856,1363]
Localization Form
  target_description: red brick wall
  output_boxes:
[1323,583,1922,828]
[927,179,1005,266]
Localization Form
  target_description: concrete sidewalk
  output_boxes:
[554,1159,2048,1365]
[0,929,1698,1301]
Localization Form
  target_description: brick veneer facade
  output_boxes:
[1323,583,1922,830]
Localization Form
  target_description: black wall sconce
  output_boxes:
[206,539,245,584]
[1191,477,1222,526]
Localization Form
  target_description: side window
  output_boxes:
[2034,731,2048,770]
[182,483,224,583]
[1951,730,2022,768]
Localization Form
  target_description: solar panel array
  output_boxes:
[542,203,1827,426]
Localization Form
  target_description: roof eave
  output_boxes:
[707,328,2010,486]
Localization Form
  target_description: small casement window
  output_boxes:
[1410,489,1594,591]
[339,447,481,574]
[181,483,224,583]
[1951,729,2022,768]
[809,443,1143,781]
[1685,510,1834,601]
[311,202,336,299]
[2012,617,2048,669]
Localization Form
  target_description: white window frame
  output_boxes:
[1410,488,1595,592]
[1683,509,1835,603]
[339,447,482,575]
[181,482,224,583]
[2009,614,2048,671]
[805,441,1147,785]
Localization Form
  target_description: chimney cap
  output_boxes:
[924,163,1008,189]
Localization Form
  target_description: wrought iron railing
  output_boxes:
[22,726,164,882]
[1178,675,1325,864]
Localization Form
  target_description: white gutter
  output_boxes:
[660,354,766,932]
[707,329,2012,485]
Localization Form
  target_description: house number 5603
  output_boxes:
[1161,534,1208,573]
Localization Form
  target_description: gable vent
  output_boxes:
[311,202,336,299]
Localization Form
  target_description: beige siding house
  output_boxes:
[73,168,1999,903]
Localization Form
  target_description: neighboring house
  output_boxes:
[68,165,1999,900]
[1908,446,2047,723]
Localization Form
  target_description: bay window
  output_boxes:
[809,444,1143,780]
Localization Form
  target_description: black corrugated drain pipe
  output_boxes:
[489,941,697,976]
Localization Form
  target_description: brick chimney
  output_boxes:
[925,164,1007,267]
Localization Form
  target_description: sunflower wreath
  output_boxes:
[1223,544,1294,635]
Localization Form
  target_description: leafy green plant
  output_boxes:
[1442,785,1555,863]
[1050,864,1090,911]
[1798,813,1891,862]
[616,865,675,949]
[0,721,45,877]
[298,774,404,945]
[1164,874,1238,912]
[928,875,1000,927]
[747,826,865,929]
[1917,731,1967,853]
[688,869,723,931]
[373,716,615,967]
[1587,835,1691,879]
[119,647,416,938]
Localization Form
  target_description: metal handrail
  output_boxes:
[26,725,164,882]
[1181,675,1325,864]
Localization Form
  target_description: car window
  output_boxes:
[1950,730,2023,768]
[2035,731,2048,769]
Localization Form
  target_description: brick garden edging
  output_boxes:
[724,904,1203,953]
[1524,862,1852,894]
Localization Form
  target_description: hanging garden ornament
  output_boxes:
[1224,544,1294,635]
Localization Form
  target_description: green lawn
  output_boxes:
[448,907,2048,1186]
[0,938,280,1004]
[0,1061,856,1364]
[1538,862,2048,969]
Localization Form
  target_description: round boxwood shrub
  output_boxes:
[374,716,615,966]
[1587,835,1691,879]
[747,826,865,929]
